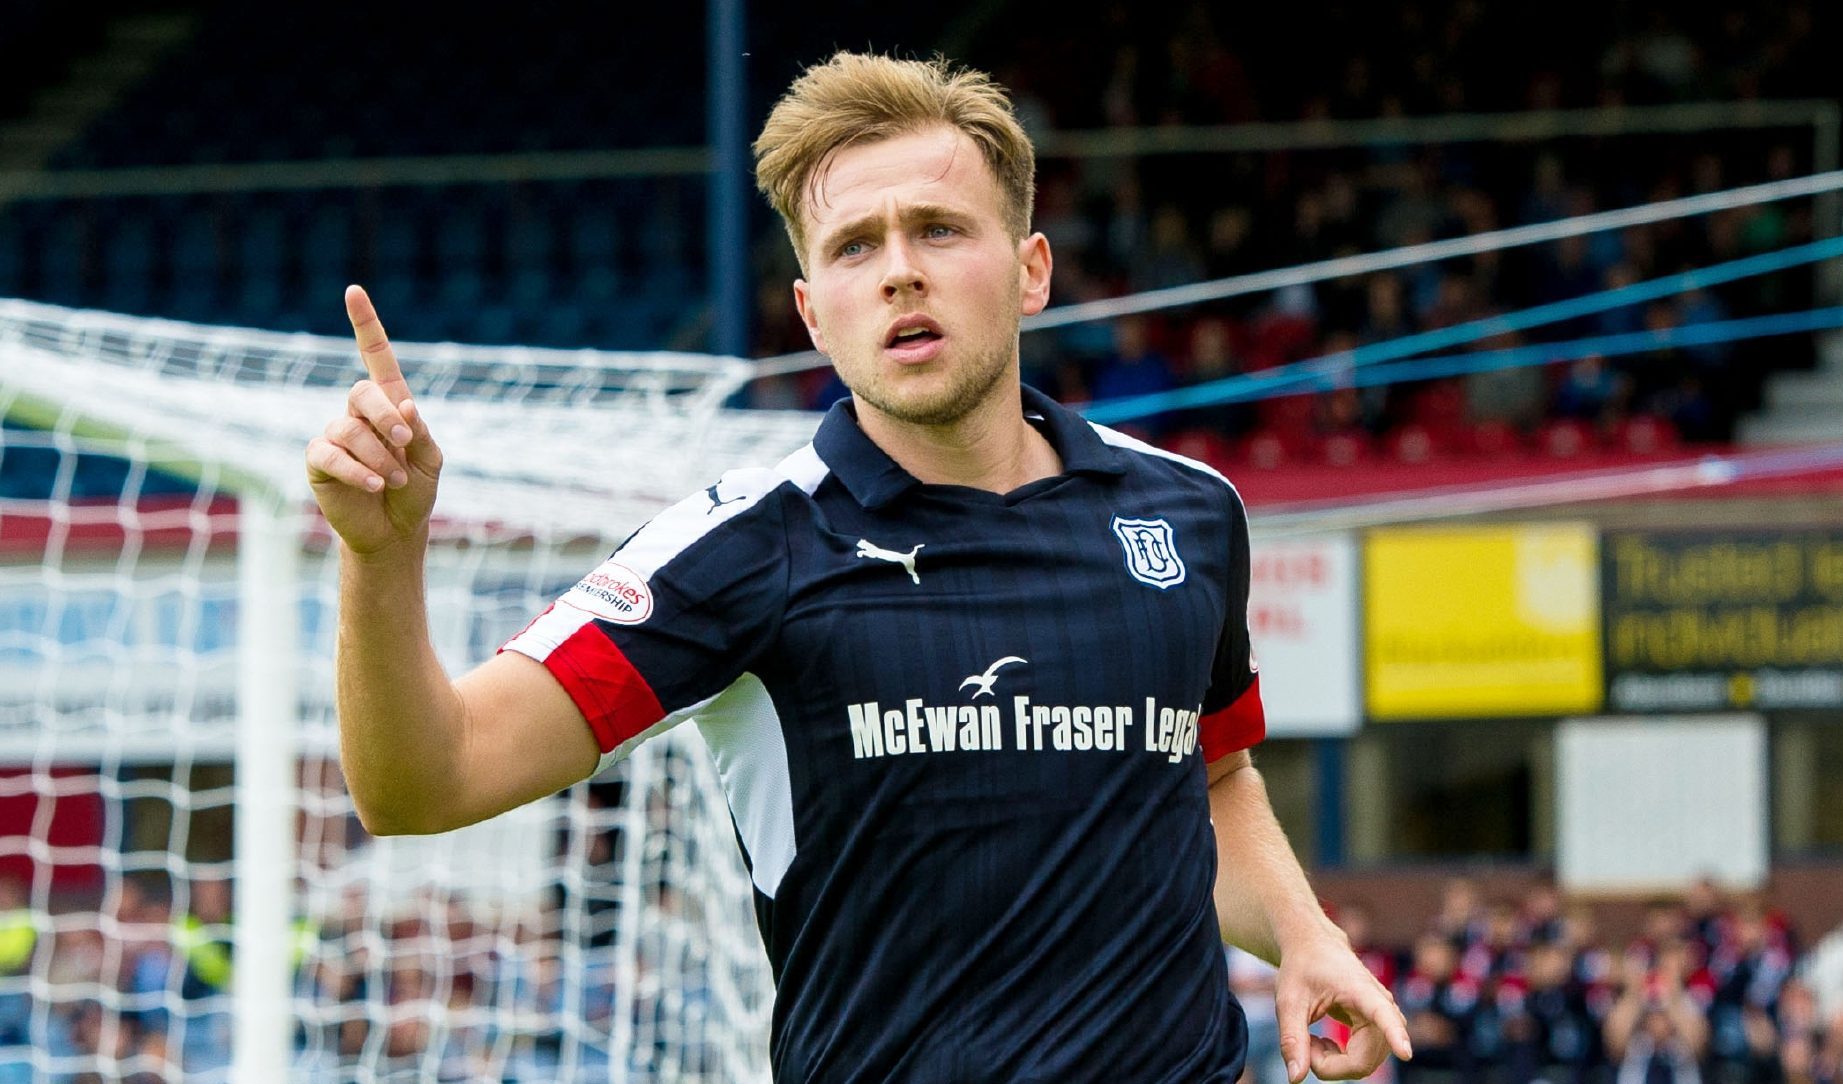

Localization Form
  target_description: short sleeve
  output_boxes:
[1198,489,1265,762]
[500,478,787,771]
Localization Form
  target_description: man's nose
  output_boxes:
[879,238,926,299]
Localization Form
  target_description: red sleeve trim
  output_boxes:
[1201,675,1265,762]
[540,623,667,753]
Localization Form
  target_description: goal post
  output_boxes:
[0,297,816,1081]
[232,492,297,1083]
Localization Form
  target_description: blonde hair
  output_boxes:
[753,52,1036,266]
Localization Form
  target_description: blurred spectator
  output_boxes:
[1553,353,1632,426]
[1434,877,1486,951]
[1183,317,1254,437]
[1706,905,1797,1079]
[1505,939,1602,1083]
[1337,902,1400,994]
[0,877,31,1052]
[1226,946,1288,1084]
[1090,315,1177,435]
[1460,900,1528,990]
[1397,933,1482,1081]
[1604,944,1709,1084]
[1128,203,1207,292]
[1524,881,1567,947]
[1319,879,1837,1084]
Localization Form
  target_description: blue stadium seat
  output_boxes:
[0,219,24,296]
[236,205,291,283]
[300,201,355,284]
[507,266,555,309]
[569,207,621,270]
[235,273,284,322]
[100,214,158,308]
[437,268,486,311]
[505,207,559,273]
[40,211,87,304]
[169,206,220,279]
[432,203,489,267]
[469,303,518,344]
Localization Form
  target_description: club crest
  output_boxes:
[1111,515,1187,589]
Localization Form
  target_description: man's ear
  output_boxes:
[793,279,829,355]
[1018,233,1053,317]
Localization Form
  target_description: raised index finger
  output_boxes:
[345,284,409,401]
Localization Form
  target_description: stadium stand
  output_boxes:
[1,1,1829,465]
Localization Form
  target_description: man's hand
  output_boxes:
[1275,930,1413,1082]
[305,285,443,556]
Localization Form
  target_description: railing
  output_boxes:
[0,99,1833,199]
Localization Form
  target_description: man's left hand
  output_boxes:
[1274,931,1413,1082]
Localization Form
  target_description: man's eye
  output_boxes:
[925,225,955,239]
[839,240,866,258]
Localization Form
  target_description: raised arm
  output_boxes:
[306,285,598,835]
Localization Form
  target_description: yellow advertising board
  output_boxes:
[1365,524,1603,719]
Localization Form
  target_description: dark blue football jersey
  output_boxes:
[503,385,1267,1082]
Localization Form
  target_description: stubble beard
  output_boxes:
[842,311,1023,429]
[852,347,1014,427]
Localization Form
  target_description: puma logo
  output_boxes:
[854,539,924,585]
[959,656,1027,698]
[705,483,746,514]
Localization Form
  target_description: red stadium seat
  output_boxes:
[1241,427,1312,469]
[1250,312,1317,362]
[1164,428,1237,470]
[1258,393,1316,432]
[1386,422,1445,463]
[1321,430,1375,466]
[1537,418,1593,458]
[1410,380,1467,427]
[1612,414,1680,455]
[1464,419,1524,457]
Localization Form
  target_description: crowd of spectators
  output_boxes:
[748,1,1830,467]
[18,860,1843,1083]
[0,2,1830,471]
[5,771,736,1083]
[1233,876,1843,1084]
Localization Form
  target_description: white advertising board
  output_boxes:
[1247,533,1361,737]
[1557,714,1768,892]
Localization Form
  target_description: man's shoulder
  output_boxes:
[618,445,829,574]
[1083,422,1244,506]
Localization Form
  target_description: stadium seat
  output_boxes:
[41,213,87,305]
[169,206,221,280]
[1321,430,1376,466]
[0,212,29,296]
[1464,419,1524,458]
[1612,414,1681,455]
[1386,422,1445,463]
[1241,427,1311,469]
[1537,418,1593,458]
[1257,393,1316,434]
[1164,428,1237,470]
[1410,380,1467,427]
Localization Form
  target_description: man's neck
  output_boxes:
[856,385,1063,495]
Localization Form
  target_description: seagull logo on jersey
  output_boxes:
[959,656,1027,698]
[1111,516,1187,589]
[854,539,924,585]
[705,483,746,514]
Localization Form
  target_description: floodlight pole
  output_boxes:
[708,0,750,359]
[233,493,299,1080]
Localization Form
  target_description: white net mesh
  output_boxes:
[0,298,820,1081]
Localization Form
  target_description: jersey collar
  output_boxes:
[813,383,1128,510]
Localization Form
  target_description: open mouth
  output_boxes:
[887,325,943,348]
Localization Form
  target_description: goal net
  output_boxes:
[0,297,820,1082]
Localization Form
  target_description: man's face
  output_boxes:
[793,125,1051,428]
